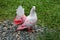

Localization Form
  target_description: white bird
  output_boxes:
[14,6,26,25]
[17,6,37,32]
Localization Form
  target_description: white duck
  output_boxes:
[17,6,37,32]
[14,6,26,25]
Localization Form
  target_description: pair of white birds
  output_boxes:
[14,6,37,32]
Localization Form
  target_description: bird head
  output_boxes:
[30,6,36,15]
[32,6,36,11]
[31,6,36,12]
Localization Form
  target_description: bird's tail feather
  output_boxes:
[16,6,24,16]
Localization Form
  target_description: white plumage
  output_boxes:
[16,6,25,20]
[17,6,37,32]
[14,6,26,25]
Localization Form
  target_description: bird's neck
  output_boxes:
[30,10,36,16]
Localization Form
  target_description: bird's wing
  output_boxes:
[22,17,36,27]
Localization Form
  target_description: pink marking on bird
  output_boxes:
[17,25,27,31]
[21,15,27,21]
[29,22,32,24]
[14,15,27,25]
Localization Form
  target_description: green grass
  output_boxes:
[0,0,60,29]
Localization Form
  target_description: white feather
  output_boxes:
[16,6,24,20]
[21,6,37,27]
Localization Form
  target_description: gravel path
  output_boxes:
[0,20,57,40]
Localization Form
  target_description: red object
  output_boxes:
[28,27,33,33]
[14,15,26,25]
[14,18,22,25]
